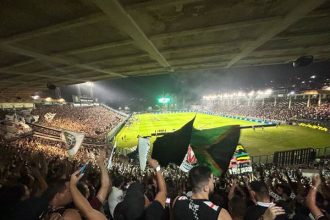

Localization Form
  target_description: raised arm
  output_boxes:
[96,150,111,203]
[70,170,107,220]
[306,175,325,220]
[148,158,167,208]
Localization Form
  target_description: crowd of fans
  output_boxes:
[0,102,329,219]
[1,134,330,220]
[208,100,330,127]
[32,105,125,141]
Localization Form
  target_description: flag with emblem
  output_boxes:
[60,130,85,156]
[180,145,198,172]
[191,125,240,176]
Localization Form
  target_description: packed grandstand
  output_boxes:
[1,0,330,219]
[0,91,329,220]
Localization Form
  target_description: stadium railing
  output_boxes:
[101,103,129,117]
[252,146,330,165]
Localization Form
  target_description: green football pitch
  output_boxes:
[115,113,330,156]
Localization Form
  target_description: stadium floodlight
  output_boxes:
[31,95,40,100]
[289,91,295,95]
[85,81,93,86]
[248,91,255,97]
[310,75,316,79]
[265,89,273,95]
[158,97,171,104]
[58,98,65,102]
[45,97,52,102]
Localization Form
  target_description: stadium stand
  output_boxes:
[31,105,125,141]
[209,100,330,128]
[0,135,330,220]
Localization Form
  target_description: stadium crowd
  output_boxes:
[210,100,330,127]
[32,105,125,141]
[0,134,330,220]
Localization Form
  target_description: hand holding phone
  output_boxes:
[79,163,88,175]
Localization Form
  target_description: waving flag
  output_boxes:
[180,145,198,172]
[107,141,117,170]
[44,113,56,123]
[61,130,85,156]
[152,117,195,167]
[138,137,150,171]
[191,125,240,176]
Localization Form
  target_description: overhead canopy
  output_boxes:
[1,0,330,98]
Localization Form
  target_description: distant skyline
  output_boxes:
[60,62,330,109]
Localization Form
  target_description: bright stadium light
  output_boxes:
[58,98,65,102]
[289,91,295,95]
[31,95,40,100]
[158,97,171,104]
[265,89,273,95]
[85,81,93,86]
[248,91,255,97]
[45,97,52,102]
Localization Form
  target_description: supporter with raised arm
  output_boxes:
[113,158,167,220]
[88,150,111,210]
[70,170,107,220]
[306,175,329,220]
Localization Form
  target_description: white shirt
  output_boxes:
[108,186,124,217]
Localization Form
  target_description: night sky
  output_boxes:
[61,62,330,110]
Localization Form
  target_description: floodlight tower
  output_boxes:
[157,96,171,111]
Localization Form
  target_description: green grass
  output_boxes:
[116,113,330,156]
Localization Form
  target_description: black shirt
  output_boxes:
[144,200,165,220]
[174,196,222,220]
[244,204,288,220]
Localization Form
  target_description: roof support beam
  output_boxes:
[0,44,126,78]
[92,0,172,69]
[0,69,85,83]
[0,13,107,44]
[126,0,203,10]
[226,0,326,68]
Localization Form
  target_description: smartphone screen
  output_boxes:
[79,164,88,175]
[166,198,171,204]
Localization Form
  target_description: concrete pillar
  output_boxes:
[307,95,311,107]
[318,94,322,106]
[262,98,265,106]
[90,85,93,98]
[288,96,292,109]
[274,97,277,107]
[55,87,61,99]
[76,84,82,97]
[248,99,250,106]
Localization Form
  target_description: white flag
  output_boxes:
[44,112,56,123]
[107,141,117,170]
[179,145,198,172]
[32,115,40,122]
[60,130,85,156]
[5,114,15,121]
[138,137,150,171]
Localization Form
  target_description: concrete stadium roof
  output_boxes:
[1,0,330,99]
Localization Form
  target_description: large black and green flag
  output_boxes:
[191,125,240,176]
[152,117,195,167]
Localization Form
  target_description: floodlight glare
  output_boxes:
[158,97,170,104]
[265,89,273,95]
